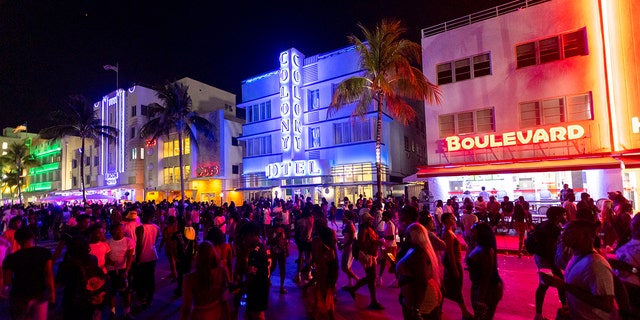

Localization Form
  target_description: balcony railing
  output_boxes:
[422,0,552,38]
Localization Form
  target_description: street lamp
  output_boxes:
[220,192,224,205]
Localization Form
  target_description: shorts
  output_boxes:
[107,269,130,295]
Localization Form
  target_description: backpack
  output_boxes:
[524,224,543,255]
[77,263,108,308]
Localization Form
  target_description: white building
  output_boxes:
[90,77,244,204]
[414,0,640,207]
[239,47,427,204]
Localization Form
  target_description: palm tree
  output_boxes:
[0,170,19,201]
[140,81,215,209]
[329,19,442,200]
[39,94,118,205]
[0,142,39,204]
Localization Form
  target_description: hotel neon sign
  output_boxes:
[444,124,585,151]
[265,160,325,179]
[279,49,303,157]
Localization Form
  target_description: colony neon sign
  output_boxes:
[445,124,585,151]
[279,49,303,158]
[265,160,324,179]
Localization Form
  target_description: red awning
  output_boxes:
[414,157,626,178]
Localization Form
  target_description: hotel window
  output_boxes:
[518,92,592,128]
[309,127,321,148]
[246,101,271,123]
[334,119,372,145]
[141,104,148,116]
[246,136,272,157]
[163,166,190,184]
[132,148,137,160]
[454,59,471,81]
[130,127,136,139]
[436,63,452,85]
[232,165,239,174]
[140,148,145,160]
[2,142,7,149]
[516,28,587,69]
[436,52,491,85]
[163,136,191,157]
[308,89,320,110]
[473,53,491,77]
[438,108,495,137]
[131,105,137,117]
[232,137,239,146]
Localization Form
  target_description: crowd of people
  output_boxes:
[0,187,637,320]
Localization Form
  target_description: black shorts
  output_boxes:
[107,269,129,295]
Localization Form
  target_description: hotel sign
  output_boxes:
[445,124,585,151]
[279,49,304,160]
[105,172,119,186]
[265,159,328,179]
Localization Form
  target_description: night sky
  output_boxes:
[0,0,512,132]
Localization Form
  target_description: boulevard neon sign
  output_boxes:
[445,124,585,151]
[265,160,323,179]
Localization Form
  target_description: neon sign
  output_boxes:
[196,165,220,177]
[279,49,303,159]
[265,160,327,179]
[445,124,585,151]
[105,172,119,186]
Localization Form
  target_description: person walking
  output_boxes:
[441,212,474,319]
[173,217,197,297]
[267,218,289,294]
[180,241,230,320]
[133,206,161,310]
[396,222,442,320]
[105,222,135,320]
[239,221,271,320]
[345,213,385,310]
[310,219,339,320]
[532,206,567,320]
[2,229,55,320]
[339,210,359,288]
[158,215,178,281]
[466,222,504,320]
[513,198,528,258]
[540,220,617,319]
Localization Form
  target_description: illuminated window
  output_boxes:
[518,92,592,128]
[309,127,321,148]
[246,100,271,123]
[162,136,191,157]
[437,52,491,85]
[438,108,495,137]
[516,28,587,69]
[308,89,320,110]
[334,119,371,145]
[140,148,145,160]
[131,148,137,160]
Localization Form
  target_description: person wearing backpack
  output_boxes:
[172,217,197,297]
[532,206,567,320]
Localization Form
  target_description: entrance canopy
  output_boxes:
[406,155,640,181]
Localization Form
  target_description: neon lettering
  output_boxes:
[443,124,586,151]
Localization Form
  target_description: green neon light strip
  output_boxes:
[25,182,52,191]
[33,145,61,157]
[30,162,60,174]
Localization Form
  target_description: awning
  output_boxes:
[412,156,628,179]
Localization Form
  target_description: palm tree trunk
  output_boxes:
[177,130,186,213]
[80,137,87,205]
[16,164,22,205]
[376,99,383,201]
